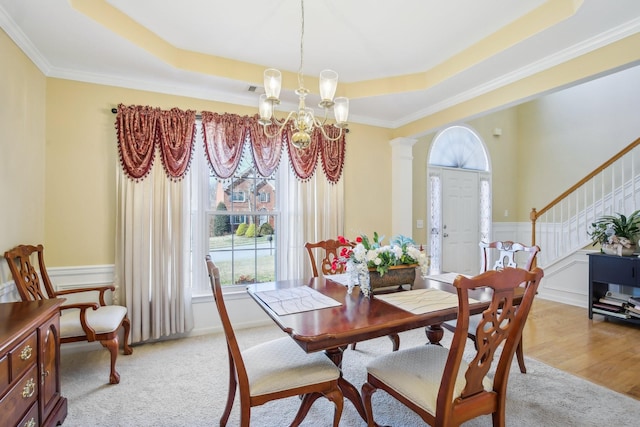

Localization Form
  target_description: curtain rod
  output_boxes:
[111,107,202,120]
[110,108,349,133]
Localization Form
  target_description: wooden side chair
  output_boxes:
[304,239,351,277]
[362,267,544,427]
[305,239,401,352]
[206,256,343,427]
[4,244,132,384]
[443,240,540,373]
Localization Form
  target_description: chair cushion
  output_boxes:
[60,305,128,339]
[366,344,493,415]
[243,337,340,397]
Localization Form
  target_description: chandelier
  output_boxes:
[258,0,349,149]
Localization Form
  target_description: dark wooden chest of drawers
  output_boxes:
[0,300,67,426]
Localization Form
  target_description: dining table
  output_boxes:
[245,271,523,422]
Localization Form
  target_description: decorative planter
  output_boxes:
[368,264,417,291]
[602,243,637,256]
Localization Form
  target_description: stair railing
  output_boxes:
[530,136,640,267]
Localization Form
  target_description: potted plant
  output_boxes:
[588,210,640,255]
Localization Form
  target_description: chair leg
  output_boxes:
[326,388,344,427]
[350,342,357,350]
[388,333,400,351]
[361,381,378,427]
[122,315,133,355]
[515,336,526,374]
[221,351,237,427]
[101,337,120,384]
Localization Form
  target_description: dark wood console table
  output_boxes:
[588,252,640,325]
[0,299,67,426]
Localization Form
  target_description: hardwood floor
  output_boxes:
[523,298,640,400]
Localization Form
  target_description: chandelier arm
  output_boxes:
[319,126,344,142]
[261,110,297,138]
[312,108,330,128]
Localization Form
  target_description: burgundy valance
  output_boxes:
[116,104,196,181]
[115,104,346,183]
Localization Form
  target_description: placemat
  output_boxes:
[375,288,478,315]
[253,286,341,316]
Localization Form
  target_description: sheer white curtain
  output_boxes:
[277,155,345,280]
[115,155,194,344]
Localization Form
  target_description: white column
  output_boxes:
[390,137,417,238]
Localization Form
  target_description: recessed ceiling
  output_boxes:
[1,0,639,131]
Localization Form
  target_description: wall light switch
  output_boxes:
[417,219,424,229]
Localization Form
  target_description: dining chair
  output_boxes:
[304,239,351,277]
[305,239,400,351]
[205,256,343,427]
[4,244,132,384]
[442,240,540,373]
[362,267,544,427]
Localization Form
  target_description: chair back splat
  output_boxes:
[304,239,353,277]
[4,244,132,384]
[481,240,540,273]
[205,256,343,426]
[362,267,544,427]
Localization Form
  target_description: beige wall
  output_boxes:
[516,65,640,221]
[0,29,46,282]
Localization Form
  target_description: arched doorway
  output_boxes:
[427,125,491,274]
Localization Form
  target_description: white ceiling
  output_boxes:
[1,0,639,131]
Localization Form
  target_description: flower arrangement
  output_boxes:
[333,232,429,277]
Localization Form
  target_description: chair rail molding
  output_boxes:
[390,137,416,237]
[0,264,115,304]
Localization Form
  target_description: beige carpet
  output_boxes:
[60,324,640,426]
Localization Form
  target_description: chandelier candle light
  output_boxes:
[258,0,349,149]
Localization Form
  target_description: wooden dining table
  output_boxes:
[246,272,519,422]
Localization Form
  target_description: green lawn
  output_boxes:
[209,235,275,284]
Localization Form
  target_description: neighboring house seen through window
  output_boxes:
[191,123,277,295]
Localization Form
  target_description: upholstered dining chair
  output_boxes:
[206,256,343,427]
[362,267,544,427]
[4,244,132,384]
[442,240,540,373]
[305,239,400,352]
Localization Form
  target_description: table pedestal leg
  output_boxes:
[324,346,369,422]
[425,323,444,345]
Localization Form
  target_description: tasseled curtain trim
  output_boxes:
[115,104,346,183]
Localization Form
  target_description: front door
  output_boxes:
[441,169,479,274]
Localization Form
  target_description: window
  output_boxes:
[191,124,277,295]
[231,191,246,202]
[231,215,247,225]
[258,191,270,203]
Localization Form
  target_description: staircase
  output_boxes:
[529,136,640,306]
